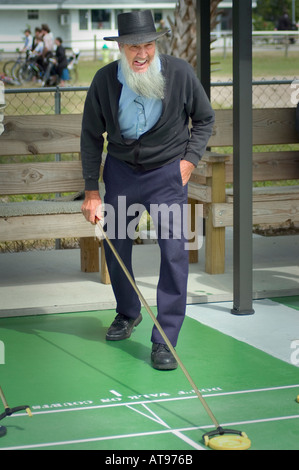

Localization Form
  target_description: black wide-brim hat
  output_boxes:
[104,10,170,44]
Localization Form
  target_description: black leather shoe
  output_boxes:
[151,343,178,370]
[106,313,142,341]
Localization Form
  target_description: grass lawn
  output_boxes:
[75,59,103,86]
[80,50,299,84]
[211,50,299,80]
[1,49,299,87]
[77,50,299,84]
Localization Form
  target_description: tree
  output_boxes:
[161,0,224,69]
[256,0,299,25]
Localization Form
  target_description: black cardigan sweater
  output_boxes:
[81,54,215,191]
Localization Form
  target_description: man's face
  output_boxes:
[121,42,156,74]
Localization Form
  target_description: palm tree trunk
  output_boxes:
[162,0,224,69]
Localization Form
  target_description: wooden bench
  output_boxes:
[1,109,298,281]
[188,107,299,274]
[0,114,110,284]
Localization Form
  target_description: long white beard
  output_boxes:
[120,49,165,100]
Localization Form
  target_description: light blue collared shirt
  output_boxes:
[117,60,163,140]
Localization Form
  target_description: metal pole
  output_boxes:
[231,0,254,316]
[196,0,211,240]
[54,86,61,162]
[55,86,61,250]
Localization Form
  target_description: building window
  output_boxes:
[154,11,163,24]
[79,10,88,30]
[28,10,39,20]
[220,10,232,31]
[91,9,111,30]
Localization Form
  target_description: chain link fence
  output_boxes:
[4,86,88,115]
[212,78,296,109]
[211,78,299,154]
[2,79,297,115]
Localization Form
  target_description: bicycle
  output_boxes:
[3,51,27,84]
[17,55,44,83]
[42,49,80,87]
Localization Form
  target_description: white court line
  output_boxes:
[127,404,206,451]
[10,383,299,418]
[126,404,168,427]
[2,414,299,450]
[171,430,206,451]
[110,390,122,397]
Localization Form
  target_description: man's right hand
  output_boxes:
[81,190,102,225]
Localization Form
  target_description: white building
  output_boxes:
[0,0,257,54]
[0,0,176,54]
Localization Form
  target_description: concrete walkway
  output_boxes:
[187,299,299,366]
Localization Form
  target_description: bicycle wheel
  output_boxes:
[3,60,15,77]
[18,63,34,83]
[11,61,23,83]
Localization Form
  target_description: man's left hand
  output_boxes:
[180,160,196,186]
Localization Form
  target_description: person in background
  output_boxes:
[49,37,68,86]
[277,11,293,31]
[276,10,296,43]
[31,36,44,58]
[40,24,54,69]
[22,29,33,55]
[32,27,42,51]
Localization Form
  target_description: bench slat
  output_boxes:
[0,161,84,195]
[0,213,95,241]
[212,200,299,227]
[188,182,211,203]
[2,109,297,156]
[211,108,299,147]
[223,151,299,183]
[1,114,82,156]
[226,185,299,203]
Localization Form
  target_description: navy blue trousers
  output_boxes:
[103,155,189,347]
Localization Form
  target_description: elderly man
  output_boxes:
[81,10,215,370]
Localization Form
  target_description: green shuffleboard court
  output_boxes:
[0,304,298,451]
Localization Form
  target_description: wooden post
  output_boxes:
[205,161,226,274]
[80,237,111,284]
[80,237,99,273]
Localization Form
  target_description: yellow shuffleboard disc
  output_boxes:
[207,434,251,451]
